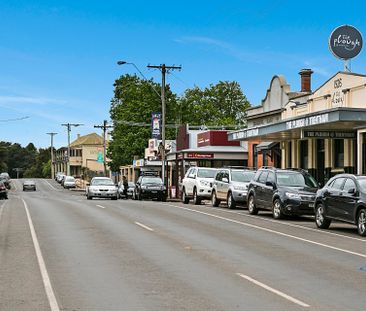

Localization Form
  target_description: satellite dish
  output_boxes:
[329,25,363,60]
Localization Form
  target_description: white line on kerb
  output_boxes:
[166,204,366,259]
[22,199,60,311]
[96,204,106,209]
[236,273,310,308]
[135,222,154,232]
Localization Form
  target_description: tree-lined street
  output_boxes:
[1,179,365,310]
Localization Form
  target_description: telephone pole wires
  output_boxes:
[61,123,83,176]
[147,64,181,187]
[46,132,57,179]
[94,120,113,176]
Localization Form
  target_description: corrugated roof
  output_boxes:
[70,133,103,147]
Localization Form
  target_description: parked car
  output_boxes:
[0,181,8,199]
[247,167,318,219]
[212,168,256,208]
[56,173,65,183]
[0,173,11,189]
[117,181,135,199]
[86,177,118,200]
[23,180,36,191]
[181,167,217,204]
[314,174,366,236]
[133,176,166,201]
[63,176,76,189]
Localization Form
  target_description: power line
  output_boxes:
[0,116,30,122]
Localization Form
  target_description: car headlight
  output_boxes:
[234,185,247,191]
[286,192,301,200]
[199,180,210,186]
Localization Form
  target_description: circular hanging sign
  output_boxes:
[329,25,363,60]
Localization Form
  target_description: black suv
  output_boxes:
[133,175,167,201]
[247,167,318,219]
[314,174,366,236]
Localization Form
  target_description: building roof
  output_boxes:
[70,133,104,147]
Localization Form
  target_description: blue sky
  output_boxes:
[1,0,366,148]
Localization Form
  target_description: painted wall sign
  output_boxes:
[231,128,259,140]
[329,25,363,60]
[286,113,329,130]
[331,78,345,107]
[186,153,214,159]
[302,130,355,139]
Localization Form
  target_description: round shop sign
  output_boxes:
[329,25,363,60]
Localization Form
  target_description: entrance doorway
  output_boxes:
[316,139,325,185]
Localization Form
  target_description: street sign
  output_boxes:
[302,130,356,139]
[97,151,104,163]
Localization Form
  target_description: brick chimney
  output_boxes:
[299,69,313,92]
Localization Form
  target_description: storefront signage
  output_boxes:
[286,113,329,130]
[231,128,259,140]
[133,159,145,167]
[331,78,345,107]
[329,25,363,60]
[186,153,214,159]
[302,130,355,139]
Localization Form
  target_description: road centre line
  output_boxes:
[135,222,154,232]
[236,273,310,308]
[96,204,106,209]
[203,205,366,242]
[166,204,366,259]
[22,199,60,311]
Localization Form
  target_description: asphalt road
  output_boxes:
[1,178,366,311]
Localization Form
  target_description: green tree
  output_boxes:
[108,74,178,169]
[177,81,250,127]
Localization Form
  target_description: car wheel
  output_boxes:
[182,188,189,204]
[23,187,25,191]
[357,208,366,237]
[272,199,283,219]
[87,193,92,200]
[211,191,220,207]
[248,195,258,215]
[315,203,331,229]
[227,192,236,209]
[193,188,201,205]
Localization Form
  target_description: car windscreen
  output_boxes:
[128,182,135,187]
[141,177,163,185]
[197,169,216,178]
[91,179,114,186]
[357,178,366,192]
[277,172,318,188]
[231,171,255,182]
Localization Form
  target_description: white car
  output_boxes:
[63,176,76,189]
[86,177,118,200]
[181,167,217,204]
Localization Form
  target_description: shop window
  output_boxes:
[334,139,344,167]
[300,140,308,169]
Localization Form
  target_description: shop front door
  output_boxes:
[316,139,325,186]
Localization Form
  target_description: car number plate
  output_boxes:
[151,191,157,193]
[308,202,315,208]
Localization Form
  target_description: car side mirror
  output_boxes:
[348,188,356,194]
[222,177,229,183]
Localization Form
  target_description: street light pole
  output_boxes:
[46,132,57,179]
[61,123,83,176]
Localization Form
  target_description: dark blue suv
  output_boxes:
[247,167,318,219]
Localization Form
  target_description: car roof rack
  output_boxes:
[285,167,308,172]
[222,166,256,170]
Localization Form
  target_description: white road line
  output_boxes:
[43,180,58,191]
[135,222,154,232]
[166,204,366,259]
[22,199,60,311]
[236,273,310,308]
[0,200,7,222]
[96,204,106,209]
[203,206,366,242]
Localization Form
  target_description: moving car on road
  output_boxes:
[314,174,366,236]
[133,176,166,201]
[86,177,118,200]
[23,180,36,191]
[0,181,8,199]
[181,167,217,205]
[247,167,318,219]
[212,168,255,209]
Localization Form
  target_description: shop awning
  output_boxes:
[256,141,278,151]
